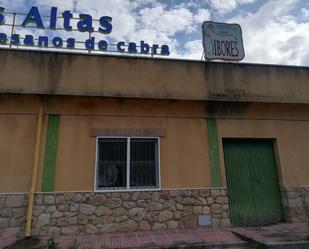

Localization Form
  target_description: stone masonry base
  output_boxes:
[281,186,309,223]
[0,188,230,237]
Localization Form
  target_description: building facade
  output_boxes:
[0,49,309,237]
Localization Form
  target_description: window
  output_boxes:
[95,137,160,191]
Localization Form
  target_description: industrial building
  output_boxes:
[0,49,308,237]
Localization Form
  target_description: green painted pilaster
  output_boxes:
[207,117,222,187]
[41,114,60,192]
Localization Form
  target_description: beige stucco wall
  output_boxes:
[0,115,36,192]
[48,96,211,190]
[1,94,309,192]
[54,115,211,191]
[0,95,212,192]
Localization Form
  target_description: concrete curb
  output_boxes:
[129,241,249,249]
[232,230,309,249]
[266,241,309,249]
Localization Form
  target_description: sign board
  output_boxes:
[0,6,170,56]
[202,21,244,61]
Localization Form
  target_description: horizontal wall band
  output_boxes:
[0,112,309,122]
[3,185,309,195]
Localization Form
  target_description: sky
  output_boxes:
[0,0,308,66]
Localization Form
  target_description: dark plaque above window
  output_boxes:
[90,128,166,138]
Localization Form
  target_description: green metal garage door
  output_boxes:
[223,139,284,226]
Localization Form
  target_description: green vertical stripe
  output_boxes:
[42,114,60,192]
[207,117,222,187]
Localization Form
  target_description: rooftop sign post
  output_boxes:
[202,21,245,61]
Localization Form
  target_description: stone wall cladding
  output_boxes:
[281,186,309,223]
[0,188,230,237]
[0,194,27,237]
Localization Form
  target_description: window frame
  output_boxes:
[94,136,161,192]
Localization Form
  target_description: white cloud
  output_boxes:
[130,0,157,9]
[194,9,211,23]
[209,0,256,13]
[71,0,137,40]
[0,0,29,12]
[35,0,76,13]
[229,0,309,65]
[33,0,196,44]
[182,39,204,59]
[138,5,194,36]
[301,8,309,18]
[130,3,197,53]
